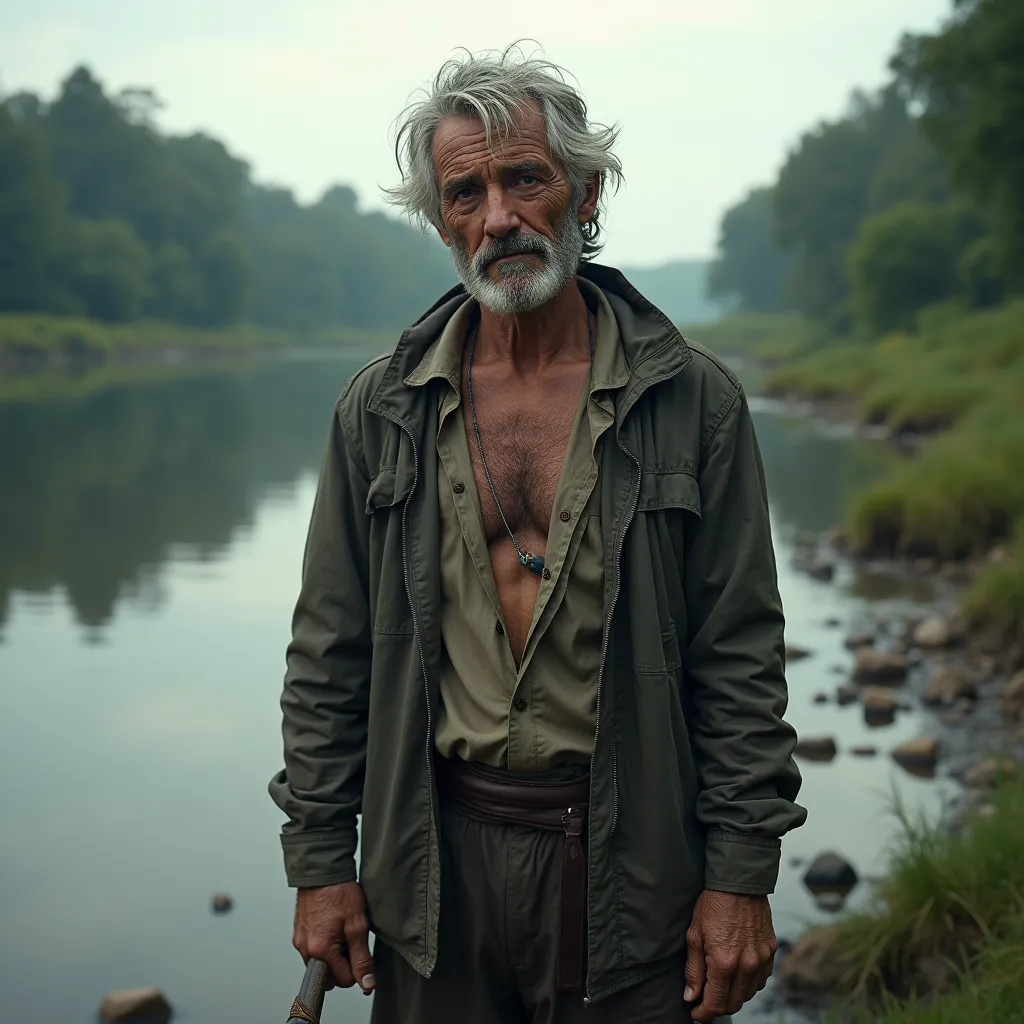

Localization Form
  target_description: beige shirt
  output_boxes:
[405,280,629,771]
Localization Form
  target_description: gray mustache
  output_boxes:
[473,235,551,275]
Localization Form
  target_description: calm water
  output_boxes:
[0,355,950,1023]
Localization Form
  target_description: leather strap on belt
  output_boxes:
[436,756,589,991]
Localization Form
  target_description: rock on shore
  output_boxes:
[913,616,954,649]
[99,988,172,1023]
[892,737,940,778]
[922,668,977,706]
[776,925,845,1000]
[853,648,909,684]
[795,736,838,762]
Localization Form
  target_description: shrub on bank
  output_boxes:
[849,413,1024,558]
[684,312,822,364]
[829,778,1024,1021]
[961,524,1024,644]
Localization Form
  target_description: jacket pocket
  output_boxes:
[636,469,701,517]
[365,465,401,515]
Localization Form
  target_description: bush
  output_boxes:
[831,777,1024,1008]
[847,201,982,334]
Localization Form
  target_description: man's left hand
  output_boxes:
[683,890,778,1021]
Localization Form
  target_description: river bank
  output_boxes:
[0,312,393,376]
[690,303,1024,1021]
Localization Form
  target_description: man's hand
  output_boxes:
[684,890,777,1021]
[293,882,375,995]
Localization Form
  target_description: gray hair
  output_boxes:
[384,43,623,260]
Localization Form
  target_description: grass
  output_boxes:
[748,299,1024,601]
[681,312,824,364]
[0,312,395,371]
[961,523,1024,645]
[822,778,1024,1022]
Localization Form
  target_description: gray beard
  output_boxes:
[449,208,585,314]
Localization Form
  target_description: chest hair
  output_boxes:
[466,393,579,545]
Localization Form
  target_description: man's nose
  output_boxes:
[483,185,520,239]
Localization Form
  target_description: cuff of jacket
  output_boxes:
[280,828,358,888]
[703,830,782,896]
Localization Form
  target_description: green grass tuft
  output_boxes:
[823,778,1024,1021]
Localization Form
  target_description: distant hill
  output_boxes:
[618,259,729,326]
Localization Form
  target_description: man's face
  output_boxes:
[432,103,589,314]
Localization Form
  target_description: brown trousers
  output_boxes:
[369,802,731,1024]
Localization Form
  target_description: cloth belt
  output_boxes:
[435,756,590,991]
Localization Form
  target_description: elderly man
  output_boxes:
[270,47,806,1024]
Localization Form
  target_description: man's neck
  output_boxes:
[474,278,591,377]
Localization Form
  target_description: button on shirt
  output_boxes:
[404,279,629,772]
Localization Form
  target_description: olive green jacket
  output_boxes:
[269,263,806,1005]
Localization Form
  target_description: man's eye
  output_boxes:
[519,175,538,186]
[456,188,473,200]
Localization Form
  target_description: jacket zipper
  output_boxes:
[584,436,641,1004]
[381,409,436,979]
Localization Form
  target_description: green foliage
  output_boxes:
[958,236,1005,309]
[59,217,151,322]
[895,0,1024,281]
[706,187,792,313]
[197,228,250,326]
[0,64,453,339]
[828,778,1024,1016]
[962,522,1024,642]
[774,88,913,320]
[685,313,820,364]
[710,0,1021,333]
[0,107,65,311]
[847,201,983,333]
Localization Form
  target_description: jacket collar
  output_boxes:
[366,262,692,433]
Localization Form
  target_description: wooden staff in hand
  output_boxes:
[286,958,328,1024]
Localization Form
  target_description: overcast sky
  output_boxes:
[1,0,952,266]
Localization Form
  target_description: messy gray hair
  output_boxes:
[384,43,623,260]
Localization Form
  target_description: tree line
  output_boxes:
[0,67,455,331]
[707,0,1021,335]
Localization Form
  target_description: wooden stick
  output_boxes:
[285,958,328,1024]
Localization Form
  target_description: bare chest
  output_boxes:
[464,373,585,544]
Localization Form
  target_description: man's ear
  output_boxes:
[577,171,600,225]
[435,224,452,247]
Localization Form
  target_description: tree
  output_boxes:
[774,87,912,321]
[60,218,151,322]
[895,0,1024,283]
[197,228,251,326]
[706,187,791,312]
[866,123,950,215]
[0,107,66,311]
[149,242,206,323]
[958,236,1005,308]
[847,201,982,333]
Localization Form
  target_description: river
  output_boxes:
[0,353,953,1023]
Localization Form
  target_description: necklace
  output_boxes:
[466,312,595,577]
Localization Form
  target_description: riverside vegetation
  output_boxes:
[693,0,1024,1018]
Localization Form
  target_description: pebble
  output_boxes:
[922,668,977,706]
[794,736,838,762]
[211,893,234,914]
[853,647,909,684]
[99,989,172,1024]
[892,736,940,778]
[913,616,953,649]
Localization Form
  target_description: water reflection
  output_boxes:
[0,355,951,1024]
[0,355,370,632]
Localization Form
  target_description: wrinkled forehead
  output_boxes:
[432,102,556,186]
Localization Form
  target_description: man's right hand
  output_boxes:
[293,882,376,995]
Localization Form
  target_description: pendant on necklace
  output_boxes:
[520,551,546,576]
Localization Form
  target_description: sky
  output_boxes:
[1,0,953,267]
